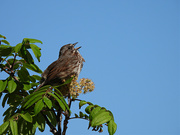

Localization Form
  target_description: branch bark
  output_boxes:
[2,67,19,82]
[10,53,17,70]
[62,93,72,135]
[41,112,58,135]
[57,108,62,135]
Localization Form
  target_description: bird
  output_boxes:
[34,42,85,96]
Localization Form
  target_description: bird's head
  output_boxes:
[59,42,81,58]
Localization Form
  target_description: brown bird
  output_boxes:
[35,42,85,95]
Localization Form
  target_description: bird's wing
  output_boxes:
[45,57,75,83]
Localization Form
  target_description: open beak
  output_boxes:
[75,46,81,50]
[73,42,81,50]
[73,42,78,46]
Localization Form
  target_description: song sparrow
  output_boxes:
[35,42,85,95]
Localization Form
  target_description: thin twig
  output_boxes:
[2,67,19,82]
[71,98,82,102]
[33,83,44,93]
[5,60,11,68]
[11,53,17,70]
[69,117,89,121]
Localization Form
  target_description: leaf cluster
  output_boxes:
[74,100,117,135]
[0,34,117,135]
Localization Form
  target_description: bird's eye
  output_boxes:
[68,47,71,49]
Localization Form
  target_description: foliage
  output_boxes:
[0,34,117,135]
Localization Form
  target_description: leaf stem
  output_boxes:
[69,116,89,121]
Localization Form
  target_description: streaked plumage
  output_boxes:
[35,42,85,95]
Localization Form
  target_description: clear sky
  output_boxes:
[0,0,179,135]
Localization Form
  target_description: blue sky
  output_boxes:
[0,0,179,135]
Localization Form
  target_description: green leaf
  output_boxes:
[23,38,43,44]
[20,46,34,64]
[75,113,78,118]
[0,34,6,39]
[91,111,112,127]
[18,67,30,82]
[0,47,13,56]
[17,118,24,134]
[87,102,93,105]
[53,77,74,89]
[23,92,45,109]
[19,120,35,135]
[2,93,9,108]
[7,80,17,93]
[108,120,117,135]
[107,110,115,121]
[30,82,39,87]
[0,121,9,134]
[63,76,74,84]
[38,85,51,91]
[23,90,42,102]
[32,75,42,80]
[0,80,7,92]
[90,106,101,119]
[20,45,26,59]
[30,44,41,62]
[23,63,42,73]
[10,119,18,135]
[85,105,94,114]
[47,92,66,111]
[36,113,45,132]
[52,90,71,112]
[28,76,36,82]
[14,43,22,53]
[79,100,87,109]
[20,113,32,123]
[0,45,11,48]
[23,83,31,91]
[34,99,44,115]
[1,40,10,45]
[84,114,89,119]
[43,96,52,109]
[79,111,84,118]
[45,111,57,126]
[3,106,14,116]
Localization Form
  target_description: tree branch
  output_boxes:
[56,108,62,135]
[2,67,19,82]
[62,93,72,135]
[10,53,17,70]
[41,112,58,135]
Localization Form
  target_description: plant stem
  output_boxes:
[2,67,19,82]
[62,93,72,135]
[57,109,62,135]
[69,117,89,121]
[41,112,58,135]
[10,53,17,70]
